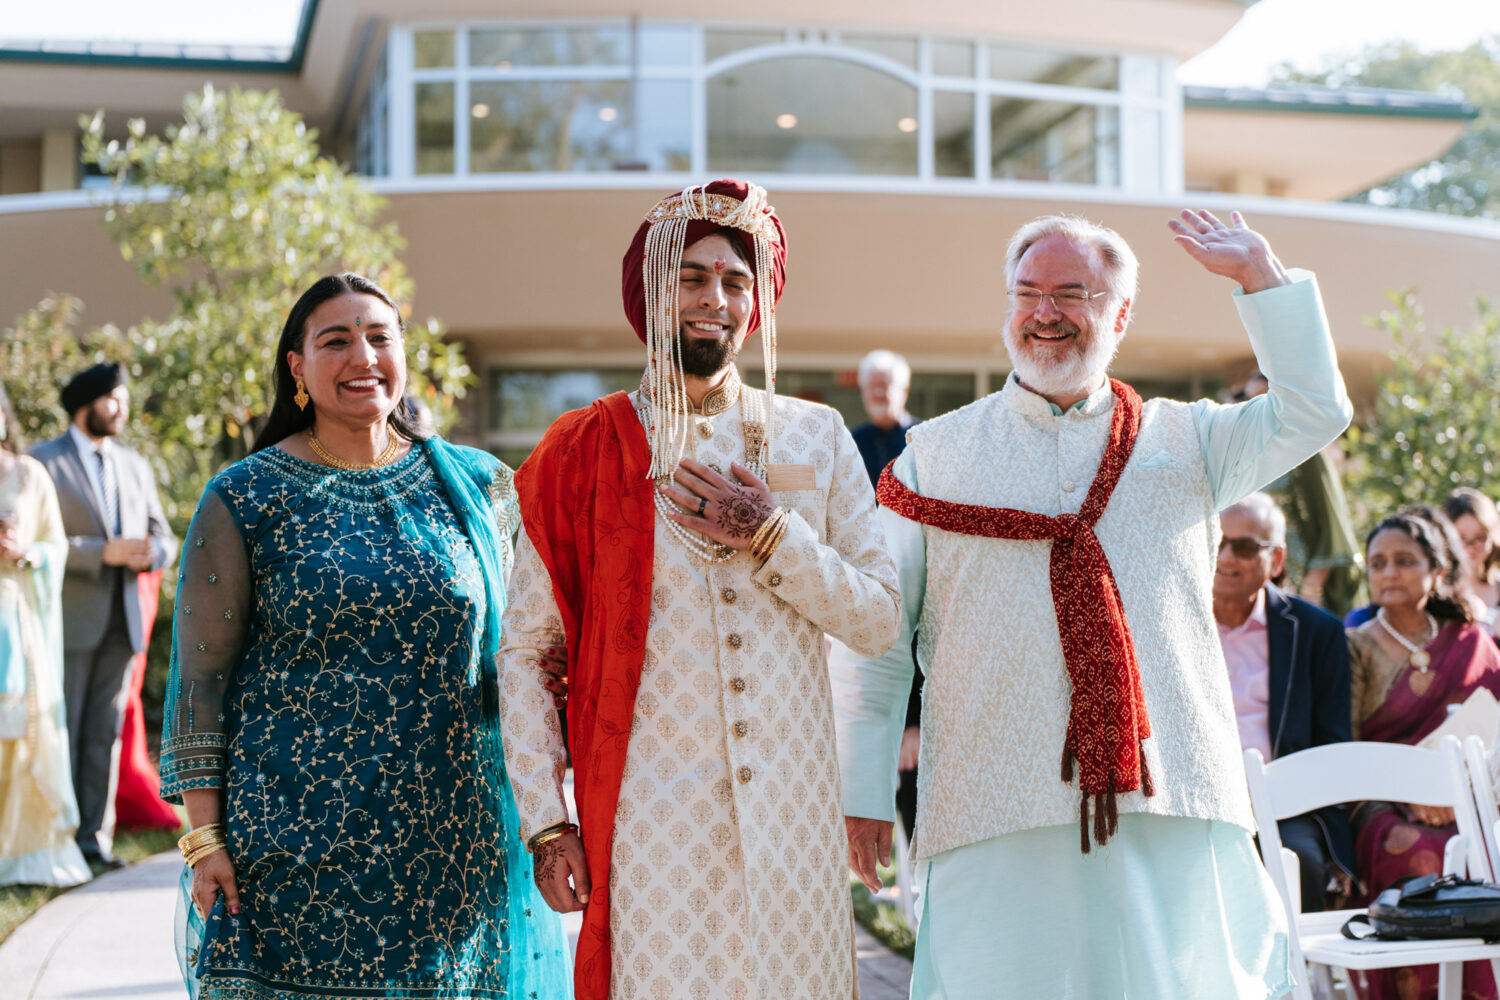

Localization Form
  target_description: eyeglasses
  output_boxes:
[1219,536,1275,558]
[1008,289,1109,311]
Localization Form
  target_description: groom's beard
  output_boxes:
[676,325,742,378]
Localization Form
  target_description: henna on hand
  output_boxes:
[534,838,566,883]
[715,486,772,540]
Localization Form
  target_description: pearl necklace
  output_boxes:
[307,430,402,470]
[641,381,766,565]
[1375,607,1438,672]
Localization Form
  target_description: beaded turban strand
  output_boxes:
[621,179,788,479]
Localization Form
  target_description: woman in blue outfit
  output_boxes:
[158,273,570,1000]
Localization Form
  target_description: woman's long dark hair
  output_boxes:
[253,273,428,453]
[1366,508,1473,624]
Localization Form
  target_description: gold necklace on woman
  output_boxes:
[1375,606,1438,672]
[306,429,402,470]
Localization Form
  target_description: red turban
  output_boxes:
[620,178,788,344]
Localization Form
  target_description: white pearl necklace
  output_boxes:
[645,386,766,565]
[1375,607,1438,671]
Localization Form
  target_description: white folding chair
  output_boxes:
[1245,737,1500,1000]
[1463,734,1500,880]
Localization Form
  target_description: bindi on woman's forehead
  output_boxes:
[713,259,727,273]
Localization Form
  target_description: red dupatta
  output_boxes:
[513,391,654,1000]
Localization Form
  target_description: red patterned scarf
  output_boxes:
[876,378,1154,852]
[514,391,655,1000]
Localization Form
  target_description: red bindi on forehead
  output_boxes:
[713,259,727,273]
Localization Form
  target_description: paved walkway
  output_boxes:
[0,851,911,999]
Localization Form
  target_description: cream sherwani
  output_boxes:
[501,370,901,1000]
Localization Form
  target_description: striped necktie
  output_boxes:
[94,446,120,535]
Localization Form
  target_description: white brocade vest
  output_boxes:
[909,388,1254,858]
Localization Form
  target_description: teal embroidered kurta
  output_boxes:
[160,440,569,1000]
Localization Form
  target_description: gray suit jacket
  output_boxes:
[31,432,178,653]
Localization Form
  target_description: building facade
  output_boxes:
[2,0,1497,459]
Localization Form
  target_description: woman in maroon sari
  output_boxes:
[1349,509,1500,1000]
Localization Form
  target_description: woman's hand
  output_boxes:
[532,831,590,913]
[0,525,25,564]
[191,848,241,920]
[658,459,774,552]
[537,645,568,709]
[1409,803,1456,828]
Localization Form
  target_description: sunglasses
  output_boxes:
[1219,536,1275,558]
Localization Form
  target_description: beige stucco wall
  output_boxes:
[4,186,1497,408]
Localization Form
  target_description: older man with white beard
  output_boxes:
[838,210,1352,999]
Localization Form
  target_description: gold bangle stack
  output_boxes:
[527,821,578,853]
[179,823,228,868]
[750,507,790,562]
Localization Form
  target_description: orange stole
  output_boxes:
[514,391,655,1000]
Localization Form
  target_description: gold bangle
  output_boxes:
[527,822,578,853]
[755,510,791,562]
[751,508,788,560]
[185,841,227,868]
[178,823,226,855]
[748,508,785,556]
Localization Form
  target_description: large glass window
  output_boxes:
[391,22,1166,192]
[988,44,1117,90]
[415,82,455,175]
[933,90,975,178]
[991,100,1119,186]
[707,57,918,176]
[772,370,977,428]
[705,28,785,62]
[485,366,979,465]
[488,368,641,434]
[469,25,630,68]
[470,80,631,172]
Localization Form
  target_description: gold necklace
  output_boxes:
[306,430,402,470]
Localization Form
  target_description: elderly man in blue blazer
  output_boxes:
[1215,490,1355,911]
[31,363,177,865]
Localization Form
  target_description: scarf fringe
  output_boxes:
[1072,749,1157,852]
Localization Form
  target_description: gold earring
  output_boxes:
[294,379,309,411]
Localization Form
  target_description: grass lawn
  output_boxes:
[0,821,184,946]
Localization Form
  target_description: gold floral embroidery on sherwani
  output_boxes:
[500,381,901,1000]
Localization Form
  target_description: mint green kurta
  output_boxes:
[839,271,1349,999]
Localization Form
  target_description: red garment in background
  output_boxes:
[113,568,180,830]
[514,391,655,1000]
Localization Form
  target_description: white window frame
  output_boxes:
[378,20,1175,196]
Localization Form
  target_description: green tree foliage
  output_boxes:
[4,85,473,526]
[1276,38,1500,217]
[1341,291,1500,530]
[0,294,118,446]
